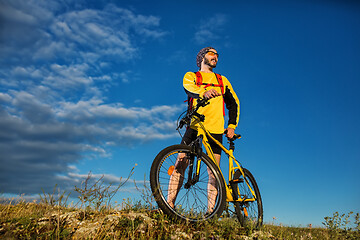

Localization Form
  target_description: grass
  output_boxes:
[0,170,359,239]
[1,201,359,239]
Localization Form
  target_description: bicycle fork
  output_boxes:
[184,135,203,189]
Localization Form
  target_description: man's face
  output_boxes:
[203,49,218,68]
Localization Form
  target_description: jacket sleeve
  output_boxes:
[223,76,240,129]
[183,72,206,99]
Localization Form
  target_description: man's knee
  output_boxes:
[175,154,188,170]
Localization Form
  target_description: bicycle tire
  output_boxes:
[150,144,226,222]
[233,168,263,228]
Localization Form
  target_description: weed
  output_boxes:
[2,201,360,239]
[2,167,360,239]
[39,184,70,208]
[355,213,360,231]
[323,211,357,231]
[133,174,156,211]
[322,211,360,239]
[74,165,136,218]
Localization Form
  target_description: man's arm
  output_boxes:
[183,72,204,99]
[183,72,221,99]
[223,78,240,135]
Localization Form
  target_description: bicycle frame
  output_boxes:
[192,118,258,204]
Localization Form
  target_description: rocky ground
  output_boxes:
[0,205,274,239]
[1,203,357,239]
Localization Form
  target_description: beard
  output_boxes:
[204,56,217,68]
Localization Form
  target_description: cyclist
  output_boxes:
[167,47,240,212]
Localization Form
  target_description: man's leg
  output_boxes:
[167,128,196,208]
[167,153,188,208]
[207,153,221,212]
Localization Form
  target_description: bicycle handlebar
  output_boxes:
[177,98,209,130]
[224,129,241,141]
[195,98,210,108]
[177,98,241,143]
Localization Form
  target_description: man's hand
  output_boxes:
[225,127,235,139]
[204,89,221,99]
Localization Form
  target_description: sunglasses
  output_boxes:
[207,51,219,57]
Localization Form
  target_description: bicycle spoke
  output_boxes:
[150,145,226,222]
[232,168,263,228]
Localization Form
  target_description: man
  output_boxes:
[167,47,240,212]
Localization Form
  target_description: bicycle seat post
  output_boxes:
[229,141,235,151]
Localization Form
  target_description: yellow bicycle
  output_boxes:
[150,98,263,228]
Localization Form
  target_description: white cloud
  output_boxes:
[0,0,167,75]
[0,89,181,195]
[0,6,37,25]
[0,0,169,98]
[44,63,93,90]
[194,14,228,44]
[0,93,12,102]
[0,0,174,196]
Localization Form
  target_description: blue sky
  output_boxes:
[1,0,359,227]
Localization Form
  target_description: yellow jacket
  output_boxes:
[183,71,240,134]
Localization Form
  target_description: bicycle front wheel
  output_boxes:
[150,144,226,222]
[233,168,263,228]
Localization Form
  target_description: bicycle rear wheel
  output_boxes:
[150,144,226,222]
[233,168,263,228]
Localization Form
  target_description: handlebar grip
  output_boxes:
[224,130,241,141]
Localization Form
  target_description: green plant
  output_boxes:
[322,211,360,239]
[323,211,355,231]
[355,213,360,232]
[4,199,360,239]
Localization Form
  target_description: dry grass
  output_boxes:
[1,171,359,239]
[1,201,359,239]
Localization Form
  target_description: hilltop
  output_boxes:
[1,201,359,239]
